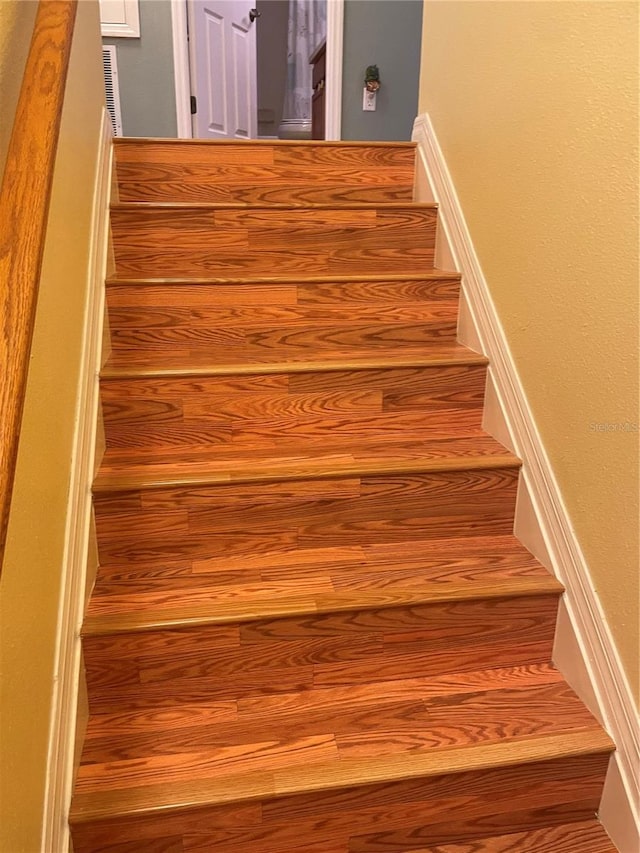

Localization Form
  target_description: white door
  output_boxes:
[188,0,258,139]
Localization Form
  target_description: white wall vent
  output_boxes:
[102,46,123,137]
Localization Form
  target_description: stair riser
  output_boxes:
[82,594,559,713]
[101,377,486,452]
[107,304,460,332]
[70,752,609,853]
[93,469,520,566]
[101,411,484,456]
[105,278,461,309]
[108,321,458,358]
[114,142,415,205]
[117,175,414,206]
[114,141,417,168]
[100,367,488,449]
[101,366,487,422]
[110,207,437,278]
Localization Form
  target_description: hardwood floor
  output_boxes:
[70,140,617,852]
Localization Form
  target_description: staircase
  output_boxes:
[70,140,616,852]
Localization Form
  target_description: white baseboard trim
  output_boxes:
[413,111,639,852]
[41,109,112,853]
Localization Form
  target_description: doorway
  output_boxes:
[170,0,343,140]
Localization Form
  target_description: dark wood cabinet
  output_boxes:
[310,39,326,140]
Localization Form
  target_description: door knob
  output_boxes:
[249,8,260,22]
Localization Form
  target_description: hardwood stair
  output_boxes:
[113,140,417,204]
[70,139,616,852]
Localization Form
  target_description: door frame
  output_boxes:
[170,0,343,140]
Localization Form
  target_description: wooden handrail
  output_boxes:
[0,0,77,569]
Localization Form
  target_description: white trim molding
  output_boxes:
[325,0,344,140]
[41,110,112,853]
[413,111,639,853]
[171,0,193,138]
[99,0,140,38]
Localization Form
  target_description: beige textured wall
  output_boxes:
[0,0,37,177]
[419,1,639,704]
[0,1,105,849]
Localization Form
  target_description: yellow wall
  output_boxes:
[0,1,105,849]
[0,0,37,177]
[419,1,639,704]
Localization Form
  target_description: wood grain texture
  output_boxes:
[0,0,77,562]
[85,532,559,620]
[72,139,615,852]
[113,139,416,166]
[81,599,561,713]
[114,145,416,204]
[402,819,617,852]
[76,680,597,788]
[94,437,518,493]
[99,364,487,427]
[103,341,484,376]
[100,407,486,457]
[71,737,611,826]
[108,320,459,360]
[109,205,437,278]
[92,467,522,569]
[105,275,461,309]
[346,802,611,853]
[107,304,460,329]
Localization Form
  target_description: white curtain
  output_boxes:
[278,0,326,139]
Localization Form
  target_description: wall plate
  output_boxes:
[363,88,377,111]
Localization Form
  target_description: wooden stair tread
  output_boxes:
[105,270,461,286]
[79,664,566,735]
[102,341,487,378]
[405,819,617,852]
[75,676,597,792]
[78,667,576,758]
[84,533,562,631]
[95,434,519,492]
[71,724,612,823]
[111,201,436,211]
[113,137,417,146]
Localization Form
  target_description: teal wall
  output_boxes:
[103,0,177,137]
[341,0,423,141]
[103,0,423,140]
